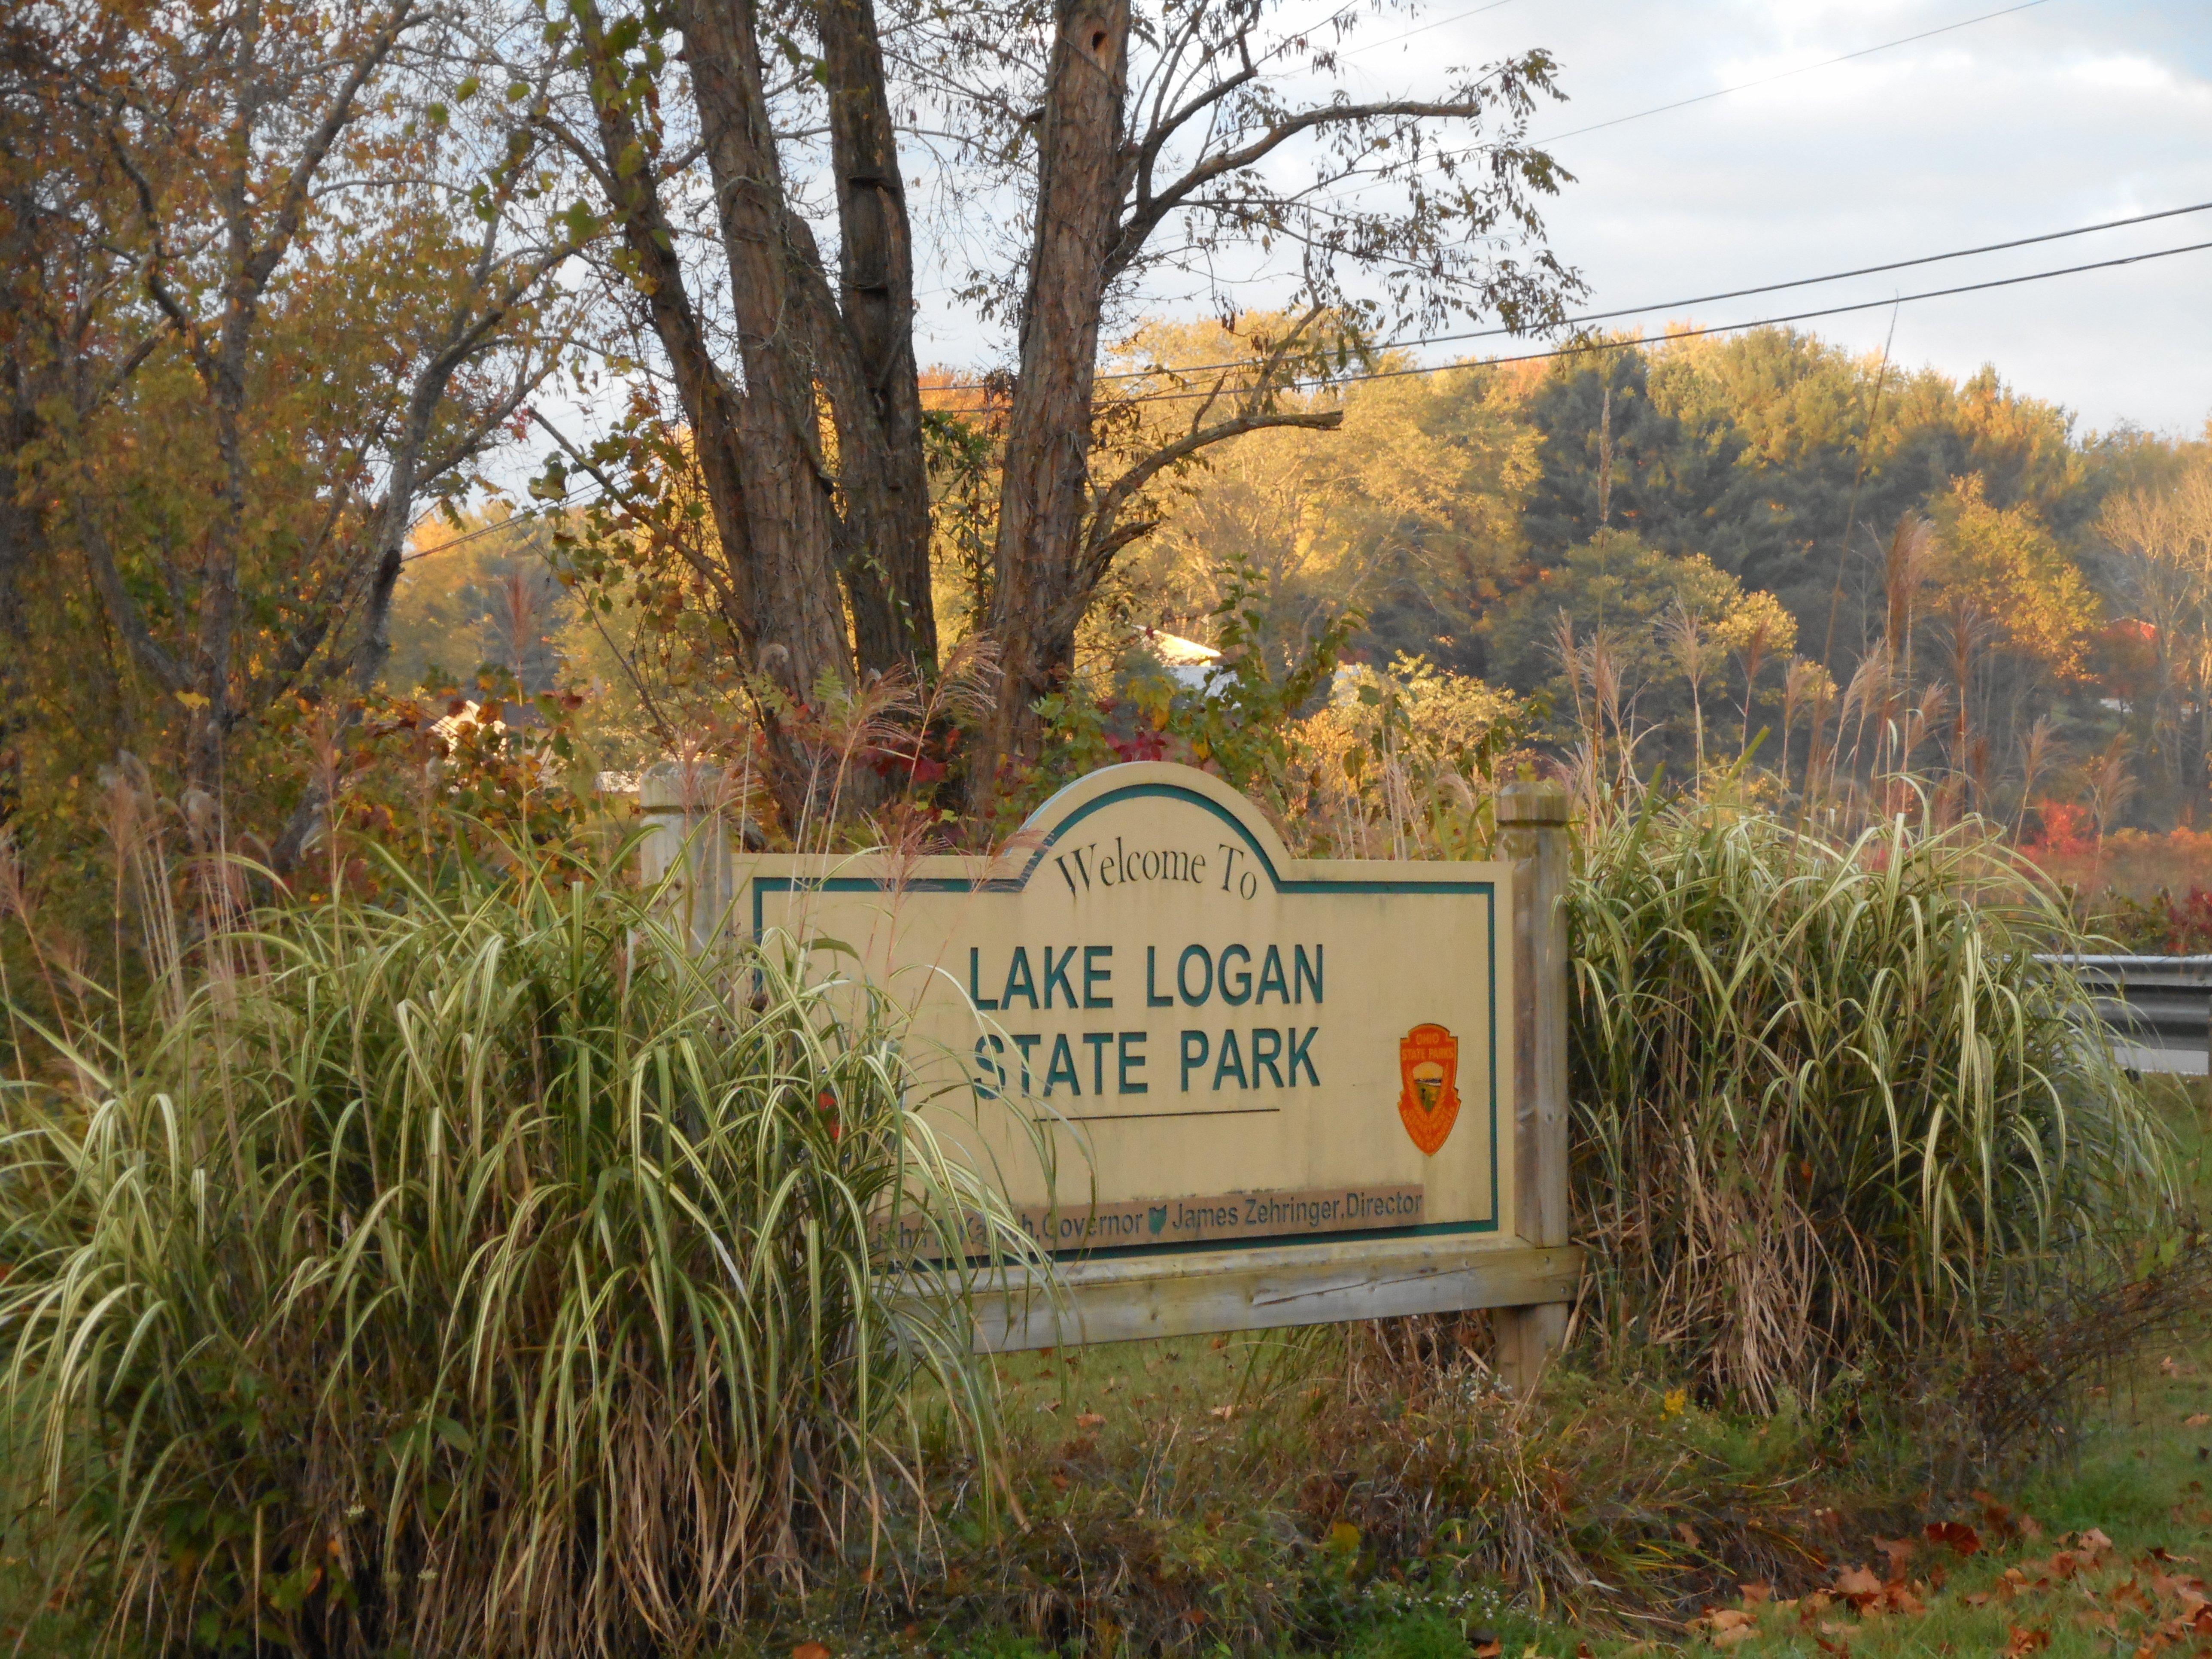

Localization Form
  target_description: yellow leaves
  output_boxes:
[176,690,210,710]
[1929,473,2098,677]
[1660,1386,1688,1419]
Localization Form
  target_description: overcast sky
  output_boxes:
[905,0,2212,440]
[1333,0,2212,434]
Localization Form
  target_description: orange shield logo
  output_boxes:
[1397,1024,1461,1156]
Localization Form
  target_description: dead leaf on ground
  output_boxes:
[794,1644,832,1659]
[1925,1519,1982,1556]
[1076,1412,1105,1428]
[1739,1580,1773,1604]
[1834,1565,1884,1609]
[2002,1625,2050,1657]
[1873,1536,1915,1579]
[2188,1412,2210,1427]
[1471,1644,1502,1659]
[1208,1404,1235,1420]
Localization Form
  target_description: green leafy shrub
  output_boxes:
[1571,802,2172,1412]
[0,839,1040,1656]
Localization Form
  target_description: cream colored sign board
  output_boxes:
[713,764,1513,1262]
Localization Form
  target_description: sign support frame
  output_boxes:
[639,763,1581,1389]
[1494,779,1575,1395]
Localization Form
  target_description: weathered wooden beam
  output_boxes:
[1492,780,1575,1395]
[954,1236,1583,1352]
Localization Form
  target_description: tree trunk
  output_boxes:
[820,0,936,673]
[969,0,1130,809]
[677,0,855,706]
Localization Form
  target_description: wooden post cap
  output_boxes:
[638,762,725,812]
[1495,780,1570,825]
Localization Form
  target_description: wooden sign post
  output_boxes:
[641,761,1578,1387]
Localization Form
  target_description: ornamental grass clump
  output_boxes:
[1571,802,2171,1413]
[0,839,1042,1658]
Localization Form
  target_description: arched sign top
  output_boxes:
[1011,763,1297,895]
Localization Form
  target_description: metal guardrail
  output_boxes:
[2038,954,2212,1076]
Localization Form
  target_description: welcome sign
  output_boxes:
[714,763,1515,1260]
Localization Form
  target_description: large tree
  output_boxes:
[0,0,583,842]
[539,0,1578,817]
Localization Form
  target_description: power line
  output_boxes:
[1533,0,2056,146]
[1107,234,2212,405]
[956,198,2212,391]
[402,484,606,561]
[1341,0,1518,58]
[1331,0,2059,207]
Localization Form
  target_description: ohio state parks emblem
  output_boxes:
[1396,1024,1461,1156]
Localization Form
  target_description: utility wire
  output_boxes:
[1534,0,2056,146]
[948,198,2212,391]
[402,483,607,561]
[1340,0,1518,58]
[1106,234,2212,405]
[1332,0,2058,205]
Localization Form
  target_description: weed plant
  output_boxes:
[0,832,1043,1657]
[1571,798,2174,1414]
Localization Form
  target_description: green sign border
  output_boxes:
[746,776,1501,1259]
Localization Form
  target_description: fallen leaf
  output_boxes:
[2190,1413,2211,1428]
[1209,1404,1235,1420]
[1739,1580,1773,1604]
[794,1644,832,1659]
[1965,1592,1992,1608]
[1925,1519,1982,1556]
[1711,1627,1756,1650]
[1036,1399,1061,1413]
[2002,1625,2049,1657]
[1076,1412,1105,1428]
[1873,1537,1914,1580]
[2108,1575,2151,1610]
[1834,1565,1884,1608]
[1705,1609,1755,1632]
[1472,1644,1502,1659]
[2080,1526,2116,1557]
